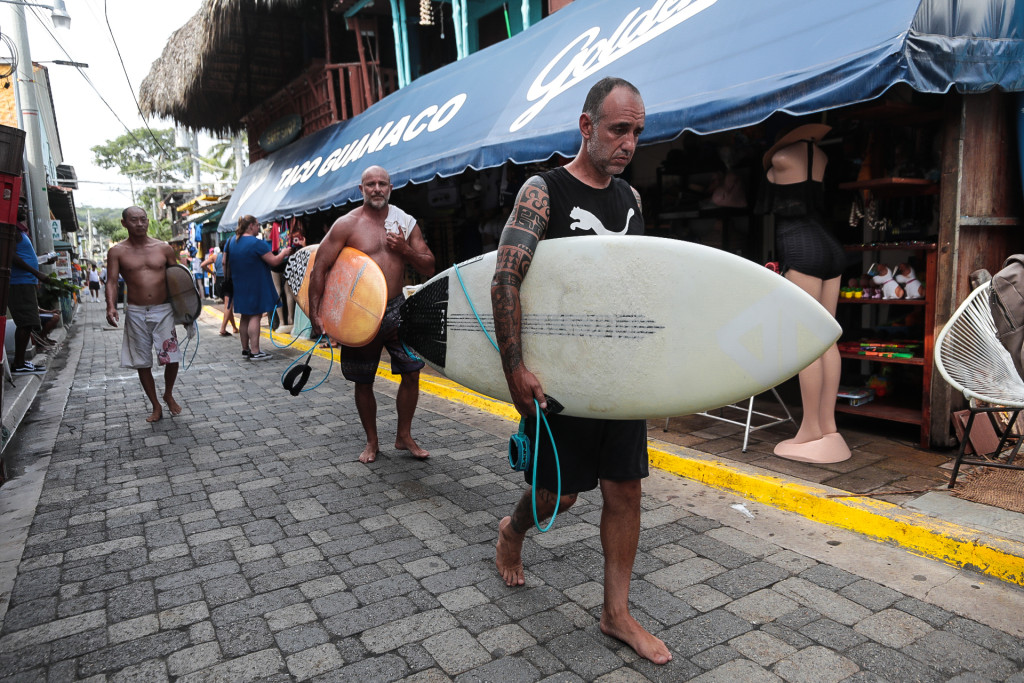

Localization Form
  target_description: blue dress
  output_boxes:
[230,236,279,315]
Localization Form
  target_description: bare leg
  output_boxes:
[163,363,181,415]
[775,273,849,462]
[394,371,429,459]
[239,313,253,353]
[598,479,672,664]
[247,315,263,354]
[220,297,237,334]
[354,382,380,463]
[138,368,162,422]
[496,488,577,587]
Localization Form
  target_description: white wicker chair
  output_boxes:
[934,280,1024,487]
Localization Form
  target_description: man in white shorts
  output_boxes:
[105,206,183,422]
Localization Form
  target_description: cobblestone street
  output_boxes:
[1,302,1022,682]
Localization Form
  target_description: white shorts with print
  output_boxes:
[121,303,182,369]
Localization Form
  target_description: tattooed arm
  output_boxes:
[491,175,550,417]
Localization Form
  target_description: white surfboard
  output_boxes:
[399,235,841,419]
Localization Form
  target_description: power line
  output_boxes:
[103,0,173,159]
[24,5,146,149]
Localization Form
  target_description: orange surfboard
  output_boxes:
[286,245,387,347]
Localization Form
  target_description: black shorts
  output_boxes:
[776,217,848,280]
[9,284,41,330]
[88,281,100,293]
[522,415,649,494]
[340,296,424,383]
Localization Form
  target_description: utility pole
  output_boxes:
[232,134,245,181]
[191,130,201,196]
[5,3,53,257]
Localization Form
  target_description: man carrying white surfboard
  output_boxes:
[307,165,436,463]
[491,77,672,665]
[105,206,184,423]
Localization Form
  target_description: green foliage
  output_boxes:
[38,272,80,309]
[91,128,190,185]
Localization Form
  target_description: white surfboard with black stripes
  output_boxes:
[399,235,841,419]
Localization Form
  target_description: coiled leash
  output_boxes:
[451,262,563,533]
[508,398,562,532]
[179,324,200,372]
[268,298,334,395]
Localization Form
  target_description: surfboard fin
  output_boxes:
[543,395,564,415]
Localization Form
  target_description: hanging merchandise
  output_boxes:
[419,0,433,26]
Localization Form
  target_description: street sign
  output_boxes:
[50,219,61,240]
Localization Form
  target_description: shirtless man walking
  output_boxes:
[105,206,183,422]
[308,166,435,463]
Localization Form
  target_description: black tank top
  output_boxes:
[755,141,826,220]
[540,166,644,239]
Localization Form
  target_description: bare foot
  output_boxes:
[396,435,429,460]
[163,394,182,416]
[358,444,380,464]
[600,612,672,665]
[146,405,162,423]
[495,516,525,587]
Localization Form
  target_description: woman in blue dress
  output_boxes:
[228,215,292,360]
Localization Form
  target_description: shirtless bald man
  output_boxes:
[105,206,183,423]
[308,165,435,463]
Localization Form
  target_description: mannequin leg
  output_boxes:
[774,272,850,463]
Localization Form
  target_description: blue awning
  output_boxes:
[222,0,1024,225]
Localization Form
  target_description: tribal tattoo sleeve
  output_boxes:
[491,175,550,376]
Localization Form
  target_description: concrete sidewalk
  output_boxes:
[0,302,1020,680]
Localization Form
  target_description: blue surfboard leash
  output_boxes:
[268,297,334,394]
[450,262,562,533]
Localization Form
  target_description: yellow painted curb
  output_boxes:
[202,305,1024,586]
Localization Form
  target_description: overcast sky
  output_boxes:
[14,0,213,209]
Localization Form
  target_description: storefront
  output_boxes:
[221,0,1024,448]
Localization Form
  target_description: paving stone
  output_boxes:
[274,623,331,654]
[723,589,798,625]
[217,617,276,658]
[674,584,731,613]
[453,656,543,682]
[645,558,725,593]
[902,630,1018,679]
[838,579,903,611]
[727,630,796,666]
[706,562,788,599]
[771,645,859,683]
[108,615,160,645]
[109,659,169,683]
[689,658,783,682]
[166,642,223,677]
[852,608,932,648]
[798,618,868,652]
[422,628,492,675]
[773,578,871,626]
[0,609,106,651]
[176,648,286,683]
[690,644,741,671]
[286,643,344,681]
[945,617,1024,664]
[477,624,538,657]
[846,642,944,683]
[266,602,318,631]
[360,608,459,654]
[660,609,752,658]
[8,310,1023,682]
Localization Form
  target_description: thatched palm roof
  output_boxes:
[140,0,318,133]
